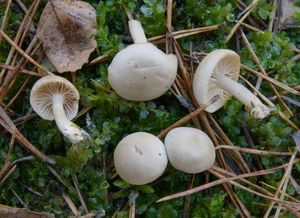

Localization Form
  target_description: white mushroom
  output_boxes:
[164,127,215,174]
[193,49,270,119]
[108,19,178,101]
[114,132,168,185]
[30,75,84,144]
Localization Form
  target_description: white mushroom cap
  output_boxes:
[114,132,168,185]
[193,49,240,113]
[108,43,178,101]
[164,127,215,174]
[30,75,79,120]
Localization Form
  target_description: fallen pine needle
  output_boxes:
[215,145,292,156]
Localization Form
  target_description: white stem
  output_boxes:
[52,95,83,143]
[128,20,147,43]
[216,75,270,119]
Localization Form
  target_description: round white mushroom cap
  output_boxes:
[193,49,240,113]
[114,132,168,185]
[164,127,215,174]
[30,75,79,120]
[108,43,178,101]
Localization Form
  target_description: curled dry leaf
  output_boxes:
[36,0,97,73]
[0,204,54,218]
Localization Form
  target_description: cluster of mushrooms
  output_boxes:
[29,19,271,185]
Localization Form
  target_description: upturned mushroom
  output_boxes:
[193,49,270,119]
[108,19,178,101]
[30,75,85,144]
[164,127,215,174]
[114,132,168,185]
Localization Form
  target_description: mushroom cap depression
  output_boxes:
[193,49,240,113]
[30,75,80,120]
[164,127,215,174]
[114,132,168,185]
[108,43,178,101]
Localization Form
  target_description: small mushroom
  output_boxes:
[114,132,168,185]
[193,49,270,119]
[164,127,215,174]
[108,19,178,101]
[30,75,84,144]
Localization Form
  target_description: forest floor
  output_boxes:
[1,0,300,217]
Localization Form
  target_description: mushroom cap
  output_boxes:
[30,75,79,121]
[164,127,215,174]
[114,132,168,185]
[193,49,240,113]
[108,43,178,101]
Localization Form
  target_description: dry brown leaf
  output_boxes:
[36,0,97,73]
[0,204,54,218]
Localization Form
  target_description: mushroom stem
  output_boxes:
[128,20,147,44]
[52,95,83,143]
[216,75,270,118]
